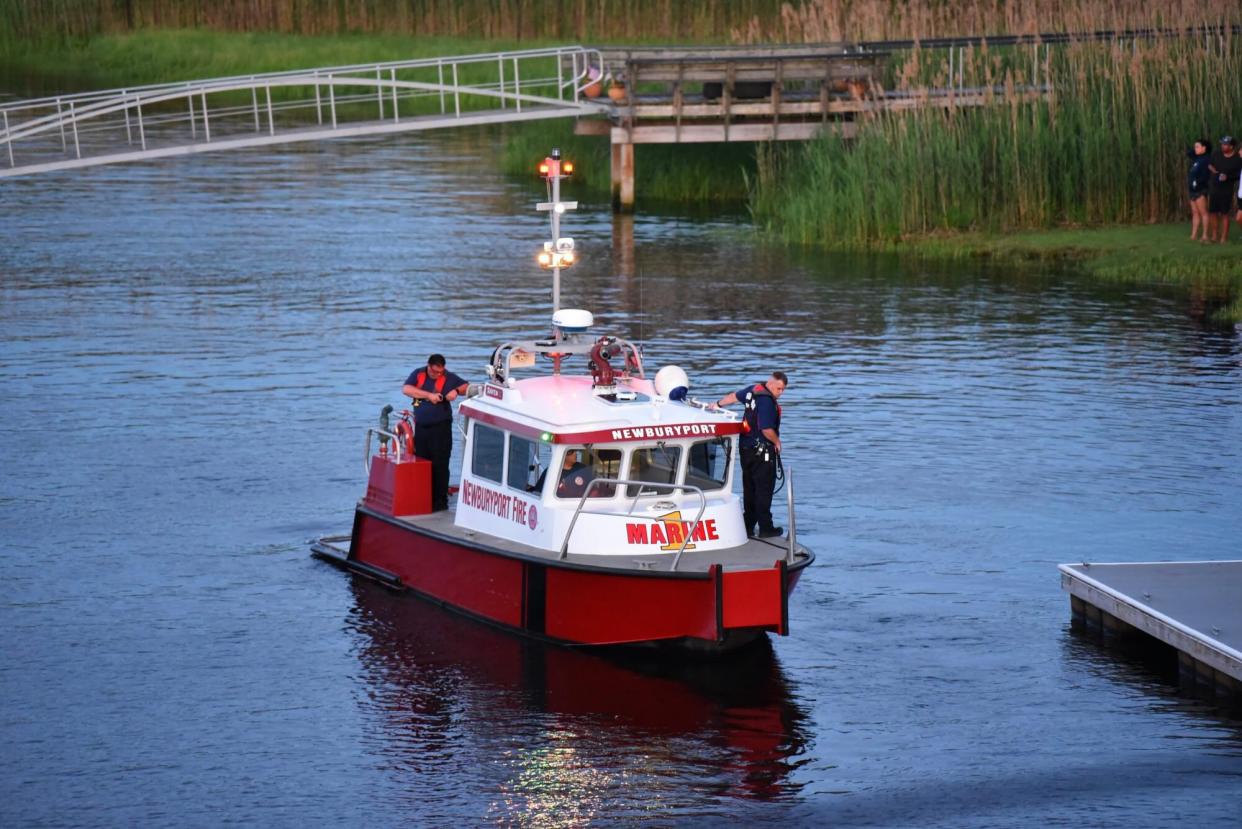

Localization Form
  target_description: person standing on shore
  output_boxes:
[1188,139,1212,242]
[717,372,788,538]
[1207,136,1241,243]
[403,354,469,511]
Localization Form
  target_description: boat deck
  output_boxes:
[1059,560,1242,702]
[387,506,811,574]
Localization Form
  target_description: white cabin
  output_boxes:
[456,371,747,557]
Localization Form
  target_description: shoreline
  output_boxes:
[861,225,1242,323]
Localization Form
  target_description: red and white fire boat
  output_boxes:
[313,151,814,652]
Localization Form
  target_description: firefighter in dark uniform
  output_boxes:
[717,371,788,538]
[402,353,469,511]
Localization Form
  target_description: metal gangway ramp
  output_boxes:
[0,46,606,178]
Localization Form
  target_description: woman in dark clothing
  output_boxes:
[1188,138,1212,242]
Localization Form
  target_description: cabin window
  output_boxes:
[686,437,730,491]
[554,447,622,499]
[507,435,550,493]
[626,443,683,497]
[471,423,505,483]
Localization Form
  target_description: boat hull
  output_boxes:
[334,506,809,651]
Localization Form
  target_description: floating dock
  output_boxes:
[1060,561,1242,704]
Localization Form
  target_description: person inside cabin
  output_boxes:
[555,450,593,499]
[537,448,618,499]
[1207,136,1241,243]
[716,371,788,539]
[402,353,468,511]
[534,450,581,494]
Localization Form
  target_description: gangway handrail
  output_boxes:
[0,45,601,113]
[0,45,605,174]
[0,51,598,138]
[559,479,707,571]
[1,76,589,145]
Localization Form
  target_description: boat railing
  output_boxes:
[784,465,797,565]
[364,427,406,472]
[488,334,646,383]
[560,479,707,571]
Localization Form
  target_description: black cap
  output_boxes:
[1222,136,1236,146]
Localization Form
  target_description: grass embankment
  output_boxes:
[904,225,1242,323]
[0,29,541,94]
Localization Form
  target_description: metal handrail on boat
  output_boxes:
[488,334,646,383]
[559,478,707,571]
[784,465,797,565]
[364,427,406,472]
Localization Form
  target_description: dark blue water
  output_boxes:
[2,129,1240,827]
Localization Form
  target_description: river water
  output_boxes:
[2,129,1240,827]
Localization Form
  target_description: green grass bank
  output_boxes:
[893,225,1242,324]
[0,28,541,93]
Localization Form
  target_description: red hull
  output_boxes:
[348,507,807,648]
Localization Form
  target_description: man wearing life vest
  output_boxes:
[402,354,469,511]
[717,371,788,538]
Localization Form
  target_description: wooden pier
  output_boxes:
[578,44,1050,211]
[1060,561,1242,705]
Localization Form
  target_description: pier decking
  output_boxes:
[1060,560,1242,704]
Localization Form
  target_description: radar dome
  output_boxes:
[654,365,690,399]
[552,309,593,333]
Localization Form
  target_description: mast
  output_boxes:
[535,148,577,316]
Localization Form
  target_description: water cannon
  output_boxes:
[378,404,394,453]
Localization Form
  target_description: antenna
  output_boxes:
[638,265,644,346]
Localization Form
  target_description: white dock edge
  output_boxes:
[1059,561,1242,693]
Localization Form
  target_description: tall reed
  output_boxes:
[4,0,1231,44]
[734,0,1238,42]
[751,13,1242,244]
[0,1,786,43]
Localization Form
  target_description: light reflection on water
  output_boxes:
[0,127,1240,827]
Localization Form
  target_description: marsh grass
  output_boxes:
[0,0,779,42]
[751,33,1242,242]
[736,1,1242,321]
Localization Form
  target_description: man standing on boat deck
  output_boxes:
[717,372,788,538]
[403,354,468,512]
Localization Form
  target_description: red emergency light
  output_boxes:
[538,157,574,178]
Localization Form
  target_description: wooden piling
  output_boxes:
[611,140,635,213]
